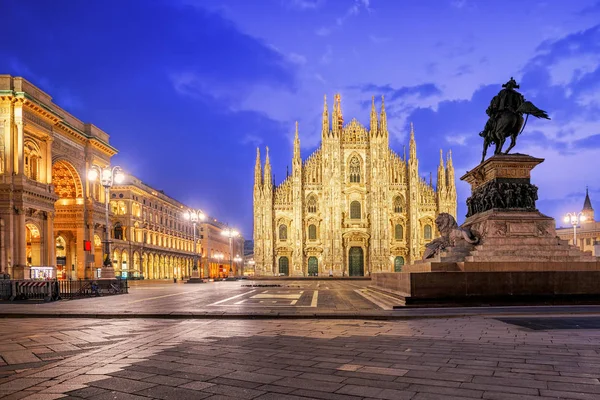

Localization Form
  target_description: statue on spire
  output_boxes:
[479,77,550,163]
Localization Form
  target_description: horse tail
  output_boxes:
[518,113,529,136]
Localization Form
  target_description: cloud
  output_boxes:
[315,27,332,36]
[369,35,390,44]
[241,134,264,147]
[315,0,372,36]
[287,0,323,10]
[352,83,443,102]
[577,1,600,15]
[288,52,308,65]
[320,46,333,65]
[168,8,299,112]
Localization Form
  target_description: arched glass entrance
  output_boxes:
[348,247,364,276]
[394,256,405,272]
[308,256,318,276]
[278,256,289,276]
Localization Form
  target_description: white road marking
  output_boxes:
[234,299,247,305]
[311,290,319,307]
[209,290,256,305]
[252,294,302,299]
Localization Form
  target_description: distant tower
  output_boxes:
[582,187,594,223]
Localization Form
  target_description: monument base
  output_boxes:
[99,267,115,279]
[373,154,600,306]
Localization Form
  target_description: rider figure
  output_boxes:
[481,77,525,140]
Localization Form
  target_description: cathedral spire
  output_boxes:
[322,94,329,138]
[446,149,455,190]
[409,122,417,160]
[293,121,301,164]
[332,93,343,137]
[264,146,272,190]
[437,149,446,192]
[370,96,378,136]
[254,147,262,188]
[380,95,387,135]
[582,186,595,222]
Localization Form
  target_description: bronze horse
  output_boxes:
[480,101,550,163]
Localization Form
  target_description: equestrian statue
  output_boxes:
[479,77,550,163]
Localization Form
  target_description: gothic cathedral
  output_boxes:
[253,94,457,277]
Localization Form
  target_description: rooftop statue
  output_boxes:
[480,77,550,163]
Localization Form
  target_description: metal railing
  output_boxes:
[0,279,128,301]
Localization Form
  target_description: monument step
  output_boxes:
[469,249,588,257]
[465,255,597,262]
[477,237,565,245]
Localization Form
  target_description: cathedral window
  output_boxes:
[350,201,361,219]
[349,156,361,183]
[394,224,403,240]
[279,224,288,241]
[424,224,432,240]
[308,224,317,240]
[307,196,317,213]
[393,196,403,213]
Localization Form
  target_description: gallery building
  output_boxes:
[0,75,242,280]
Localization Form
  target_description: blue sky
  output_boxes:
[2,0,600,237]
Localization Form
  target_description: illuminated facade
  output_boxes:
[556,189,599,256]
[0,75,242,280]
[108,175,244,279]
[253,94,457,277]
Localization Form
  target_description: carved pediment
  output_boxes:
[342,119,369,144]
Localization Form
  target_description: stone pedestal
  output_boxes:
[100,266,115,279]
[373,154,600,305]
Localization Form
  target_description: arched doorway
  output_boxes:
[308,256,318,276]
[348,247,364,276]
[394,256,404,272]
[52,160,83,277]
[278,256,289,276]
[55,235,67,278]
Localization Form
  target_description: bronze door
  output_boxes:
[308,256,318,276]
[278,257,289,276]
[348,247,364,277]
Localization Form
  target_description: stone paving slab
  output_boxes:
[0,317,600,398]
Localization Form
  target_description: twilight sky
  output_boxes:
[2,0,600,238]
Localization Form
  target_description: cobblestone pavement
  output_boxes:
[1,316,600,399]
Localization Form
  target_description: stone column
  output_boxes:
[45,212,55,271]
[16,207,26,268]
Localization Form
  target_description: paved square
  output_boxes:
[1,316,600,399]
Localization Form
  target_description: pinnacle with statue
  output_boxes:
[479,77,550,163]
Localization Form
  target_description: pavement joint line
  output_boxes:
[209,289,256,305]
[126,290,204,304]
[0,320,202,388]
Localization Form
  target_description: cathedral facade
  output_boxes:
[253,94,457,277]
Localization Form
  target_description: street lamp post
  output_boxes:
[234,255,242,277]
[564,212,586,246]
[221,228,240,277]
[183,209,205,278]
[88,165,125,279]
